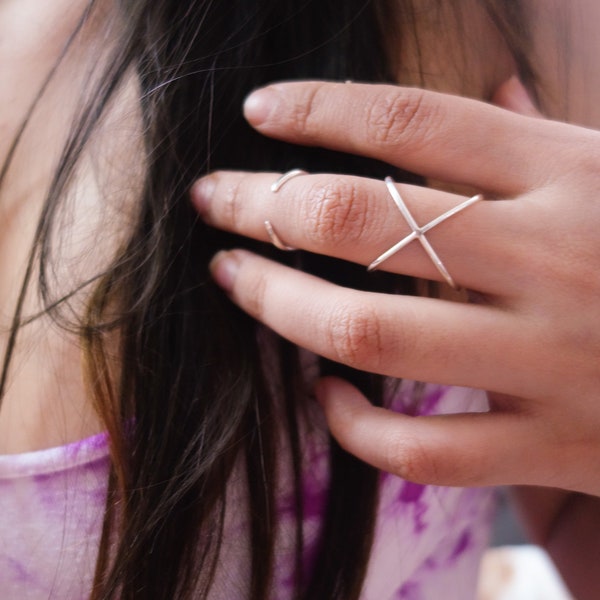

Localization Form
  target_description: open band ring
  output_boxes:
[264,169,307,251]
[368,177,482,289]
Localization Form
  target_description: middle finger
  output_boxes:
[193,170,522,294]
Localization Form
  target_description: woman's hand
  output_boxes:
[191,79,600,496]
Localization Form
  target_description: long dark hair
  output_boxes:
[0,1,533,598]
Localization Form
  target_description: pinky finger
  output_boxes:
[315,377,560,489]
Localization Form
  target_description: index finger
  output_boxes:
[243,81,587,196]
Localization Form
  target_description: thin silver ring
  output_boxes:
[264,220,296,251]
[368,176,482,289]
[270,168,307,193]
[265,169,308,250]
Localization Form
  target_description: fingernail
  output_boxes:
[243,87,280,126]
[191,176,215,218]
[209,250,239,293]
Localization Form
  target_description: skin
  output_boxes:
[0,0,135,453]
[527,0,600,125]
[0,0,96,453]
[191,2,600,597]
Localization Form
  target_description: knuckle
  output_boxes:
[394,435,483,487]
[365,88,436,149]
[220,174,245,230]
[385,434,441,484]
[302,177,367,246]
[326,302,383,368]
[289,85,322,136]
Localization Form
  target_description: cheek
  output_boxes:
[530,0,600,128]
[570,0,600,127]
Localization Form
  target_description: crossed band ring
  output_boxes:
[369,177,482,288]
[265,170,482,289]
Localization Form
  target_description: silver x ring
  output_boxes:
[368,177,482,289]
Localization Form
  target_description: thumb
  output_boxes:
[315,377,547,487]
[493,75,543,118]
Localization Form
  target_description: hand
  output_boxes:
[191,78,600,495]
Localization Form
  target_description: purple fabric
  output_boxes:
[0,383,495,599]
[0,433,109,599]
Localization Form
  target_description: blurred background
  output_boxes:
[477,489,572,600]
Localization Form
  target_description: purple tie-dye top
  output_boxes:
[0,383,495,599]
